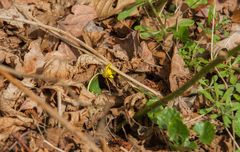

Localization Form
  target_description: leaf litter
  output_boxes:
[0,0,239,151]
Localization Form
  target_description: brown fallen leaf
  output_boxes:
[140,41,155,65]
[90,0,135,20]
[216,0,238,12]
[23,39,45,74]
[45,42,76,61]
[231,9,240,23]
[0,6,25,28]
[0,0,12,9]
[124,93,146,119]
[0,117,31,141]
[213,24,240,53]
[42,58,75,80]
[59,4,97,37]
[169,46,190,92]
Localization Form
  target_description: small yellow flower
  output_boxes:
[102,64,116,79]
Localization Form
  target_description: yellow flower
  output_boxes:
[102,64,116,79]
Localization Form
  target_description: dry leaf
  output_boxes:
[231,10,240,23]
[213,24,240,53]
[0,117,29,141]
[169,46,190,92]
[90,0,135,19]
[59,4,97,37]
[124,93,146,118]
[0,0,12,9]
[76,54,102,67]
[23,39,45,74]
[0,6,25,28]
[73,65,98,82]
[42,59,75,80]
[45,42,76,61]
[140,41,155,65]
[115,31,141,59]
[216,0,238,12]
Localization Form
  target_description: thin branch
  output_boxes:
[0,69,101,152]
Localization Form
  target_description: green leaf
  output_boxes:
[236,83,240,93]
[183,139,198,149]
[117,5,138,20]
[193,121,215,145]
[233,94,240,100]
[223,115,231,128]
[178,19,195,27]
[168,119,189,144]
[200,90,214,102]
[230,74,238,85]
[221,87,234,103]
[233,110,240,137]
[156,107,181,128]
[185,0,208,9]
[87,74,101,95]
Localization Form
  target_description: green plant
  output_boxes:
[185,0,208,9]
[117,0,240,150]
[147,98,215,150]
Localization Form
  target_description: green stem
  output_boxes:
[117,45,240,130]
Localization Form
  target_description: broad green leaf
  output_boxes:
[200,90,214,102]
[199,107,213,115]
[223,115,231,128]
[178,19,195,27]
[230,74,238,85]
[117,5,138,20]
[221,87,234,103]
[236,83,240,93]
[87,74,101,95]
[233,110,240,137]
[185,0,208,9]
[156,108,181,128]
[183,139,198,149]
[233,94,240,101]
[168,119,189,144]
[193,121,215,145]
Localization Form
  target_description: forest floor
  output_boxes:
[0,0,240,151]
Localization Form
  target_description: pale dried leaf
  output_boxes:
[169,46,190,92]
[0,0,12,9]
[59,4,97,37]
[0,6,25,28]
[44,128,63,150]
[72,65,98,82]
[140,41,155,65]
[76,54,102,67]
[90,0,135,19]
[0,50,22,71]
[1,83,21,102]
[0,117,29,141]
[124,93,146,118]
[108,44,129,61]
[42,59,75,80]
[214,24,240,53]
[23,39,45,74]
[45,42,76,61]
[216,0,238,12]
